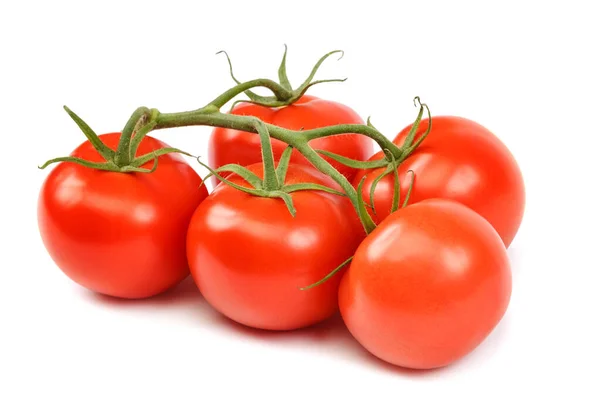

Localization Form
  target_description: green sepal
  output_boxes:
[63,106,115,161]
[299,256,354,291]
[275,146,294,183]
[282,183,345,197]
[369,163,394,213]
[196,157,266,196]
[204,163,263,190]
[315,150,388,169]
[268,190,296,217]
[216,50,243,85]
[227,99,273,113]
[120,157,158,174]
[278,44,293,90]
[130,147,192,168]
[398,96,425,154]
[402,170,416,208]
[38,155,159,174]
[216,50,276,105]
[39,156,119,172]
[218,48,346,108]
[296,78,347,97]
[297,50,344,91]
[402,103,432,158]
[356,176,377,234]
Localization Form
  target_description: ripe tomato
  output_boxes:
[38,133,208,299]
[186,163,365,331]
[353,116,525,247]
[208,95,373,182]
[339,199,512,369]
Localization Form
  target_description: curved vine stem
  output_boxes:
[209,78,292,110]
[153,103,427,234]
[45,48,431,235]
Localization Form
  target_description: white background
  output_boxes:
[2,1,599,398]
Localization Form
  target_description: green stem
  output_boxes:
[155,110,363,216]
[303,124,401,159]
[254,119,280,190]
[156,111,400,159]
[293,142,360,213]
[208,79,292,110]
[154,109,394,229]
[114,106,150,166]
[129,109,159,159]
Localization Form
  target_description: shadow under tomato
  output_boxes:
[211,310,351,342]
[84,276,204,308]
[82,276,504,376]
[210,310,442,377]
[507,243,523,276]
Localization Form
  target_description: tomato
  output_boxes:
[339,199,512,369]
[186,163,365,330]
[208,95,373,182]
[353,116,525,247]
[38,133,208,299]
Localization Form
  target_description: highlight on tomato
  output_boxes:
[338,198,512,369]
[38,108,208,299]
[187,152,365,330]
[354,115,525,247]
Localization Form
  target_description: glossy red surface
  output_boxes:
[339,199,512,369]
[187,163,365,330]
[354,116,525,247]
[38,133,208,299]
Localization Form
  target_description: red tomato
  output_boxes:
[208,95,373,182]
[38,133,208,299]
[353,116,525,247]
[339,199,512,369]
[186,163,365,330]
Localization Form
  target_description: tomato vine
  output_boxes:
[39,47,432,234]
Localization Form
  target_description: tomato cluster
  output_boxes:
[38,91,524,370]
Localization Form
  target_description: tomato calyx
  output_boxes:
[299,256,354,291]
[314,97,430,212]
[197,118,346,217]
[217,45,347,111]
[38,107,191,173]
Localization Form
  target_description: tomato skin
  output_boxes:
[339,199,511,369]
[208,95,373,182]
[186,163,365,330]
[38,133,208,299]
[353,116,525,247]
